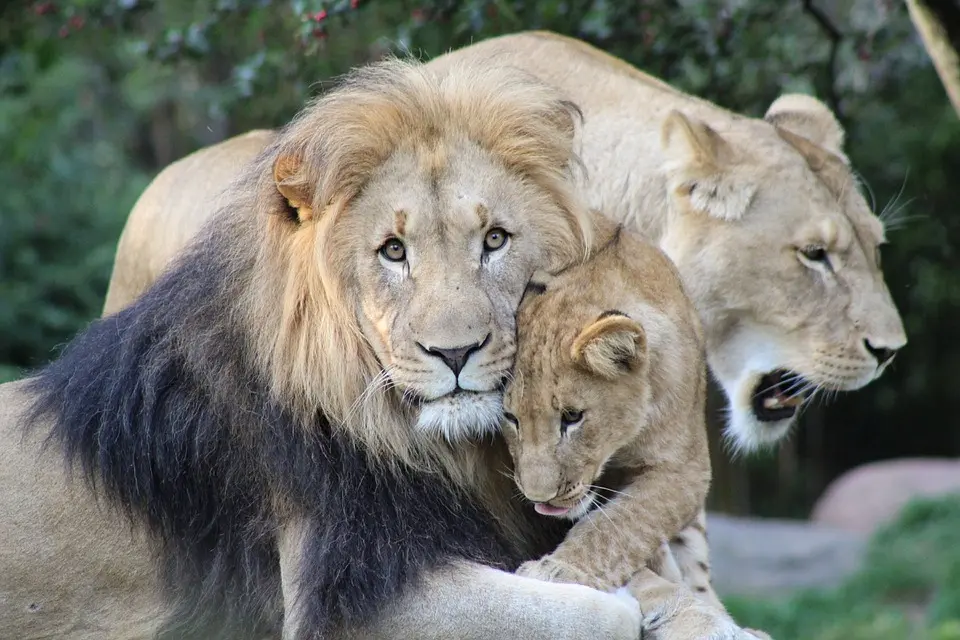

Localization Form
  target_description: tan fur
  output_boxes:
[1,58,660,640]
[102,129,278,315]
[503,217,754,639]
[504,219,710,590]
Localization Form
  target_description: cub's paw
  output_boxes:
[642,597,758,640]
[516,557,601,589]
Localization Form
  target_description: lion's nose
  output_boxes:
[864,339,897,366]
[419,335,489,376]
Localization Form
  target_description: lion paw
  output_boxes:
[516,557,600,588]
[641,596,758,640]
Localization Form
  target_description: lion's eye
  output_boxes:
[483,227,510,252]
[503,411,518,426]
[799,245,829,264]
[379,238,406,263]
[560,409,583,435]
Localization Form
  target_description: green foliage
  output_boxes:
[727,495,960,639]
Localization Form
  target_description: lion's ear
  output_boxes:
[660,110,756,222]
[274,154,315,222]
[570,311,647,380]
[764,94,847,161]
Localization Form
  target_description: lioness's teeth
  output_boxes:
[763,395,802,411]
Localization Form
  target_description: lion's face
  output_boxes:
[344,142,578,441]
[502,298,650,522]
[659,96,907,451]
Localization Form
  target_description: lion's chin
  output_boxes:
[414,391,503,442]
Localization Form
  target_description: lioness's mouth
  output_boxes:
[752,369,811,422]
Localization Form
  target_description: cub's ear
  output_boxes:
[764,94,847,162]
[660,110,756,222]
[273,154,314,223]
[570,311,647,380]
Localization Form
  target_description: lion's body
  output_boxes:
[0,380,166,639]
[102,129,277,316]
[1,58,662,640]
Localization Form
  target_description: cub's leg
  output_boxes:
[668,510,726,611]
[278,522,642,640]
[625,568,759,640]
[665,512,773,640]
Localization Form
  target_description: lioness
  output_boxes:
[3,58,660,639]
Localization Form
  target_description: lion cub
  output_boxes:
[502,219,712,595]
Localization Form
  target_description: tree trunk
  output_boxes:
[906,0,960,118]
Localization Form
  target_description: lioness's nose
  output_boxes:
[864,338,897,366]
[420,335,489,376]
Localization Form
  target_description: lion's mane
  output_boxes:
[24,58,582,637]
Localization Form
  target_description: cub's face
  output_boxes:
[344,141,583,441]
[502,292,649,521]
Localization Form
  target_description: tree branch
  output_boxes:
[906,0,960,118]
[801,0,843,117]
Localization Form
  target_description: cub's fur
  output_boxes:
[504,219,752,638]
[504,221,710,591]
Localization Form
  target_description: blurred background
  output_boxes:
[1,0,959,636]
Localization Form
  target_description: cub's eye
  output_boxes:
[560,409,583,435]
[379,238,406,263]
[503,411,518,426]
[483,227,510,252]
[798,244,831,268]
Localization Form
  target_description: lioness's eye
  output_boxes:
[799,245,829,264]
[503,411,518,426]
[379,238,406,262]
[483,227,510,252]
[560,409,583,435]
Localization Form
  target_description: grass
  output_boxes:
[725,495,960,640]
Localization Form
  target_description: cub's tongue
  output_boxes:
[534,503,571,517]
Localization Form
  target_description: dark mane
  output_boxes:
[22,207,541,637]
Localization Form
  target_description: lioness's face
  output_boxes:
[662,132,907,451]
[502,299,649,522]
[344,142,579,441]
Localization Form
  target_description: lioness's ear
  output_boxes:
[274,154,314,222]
[570,311,647,380]
[660,110,755,222]
[764,94,848,162]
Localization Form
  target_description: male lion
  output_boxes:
[0,58,658,639]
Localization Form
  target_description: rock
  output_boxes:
[705,512,866,598]
[810,458,960,535]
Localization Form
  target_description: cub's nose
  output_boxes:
[419,336,489,376]
[864,339,897,366]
